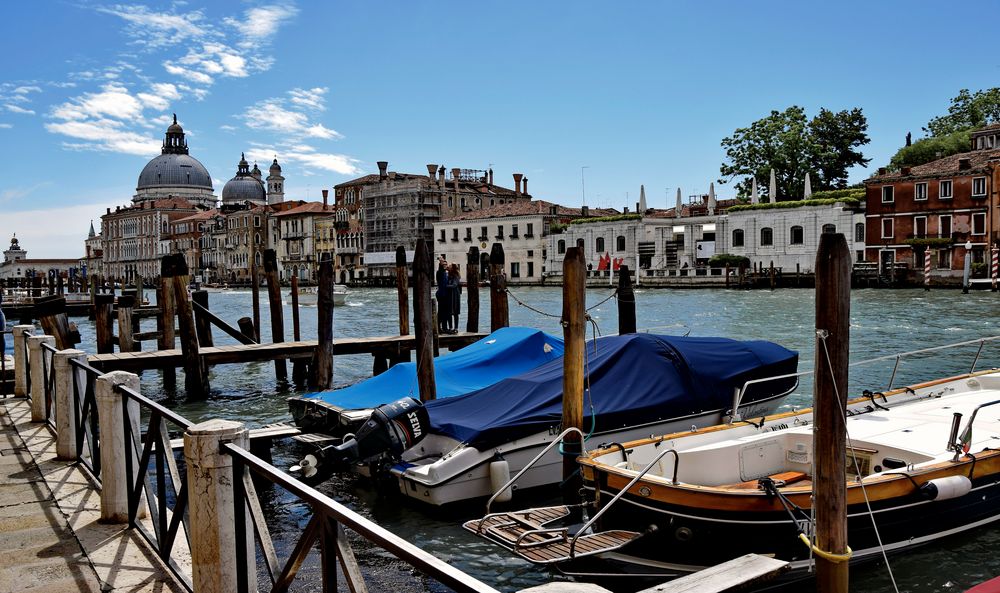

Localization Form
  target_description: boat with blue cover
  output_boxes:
[287,326,564,434]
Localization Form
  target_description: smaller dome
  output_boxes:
[222,176,266,204]
[269,157,282,174]
[167,113,183,134]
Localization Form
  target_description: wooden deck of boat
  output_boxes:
[463,505,640,564]
[87,332,486,372]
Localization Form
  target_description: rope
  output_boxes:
[587,290,618,311]
[818,330,899,591]
[798,533,852,563]
[506,287,562,319]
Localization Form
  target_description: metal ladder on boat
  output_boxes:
[463,432,680,565]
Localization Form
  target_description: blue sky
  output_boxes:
[2,1,998,257]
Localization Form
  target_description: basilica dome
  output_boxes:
[133,115,216,209]
[222,153,267,205]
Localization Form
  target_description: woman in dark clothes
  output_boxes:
[435,257,452,332]
[448,263,462,333]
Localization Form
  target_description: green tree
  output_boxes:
[719,106,870,200]
[925,88,1000,137]
[889,129,972,169]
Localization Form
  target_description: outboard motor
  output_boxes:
[292,397,429,483]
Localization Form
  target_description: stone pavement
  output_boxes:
[0,396,188,593]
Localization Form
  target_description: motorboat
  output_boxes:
[373,333,798,507]
[464,347,1000,583]
[290,284,348,306]
[288,327,564,435]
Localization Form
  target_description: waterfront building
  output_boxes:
[329,184,366,284]
[101,197,199,282]
[133,115,217,209]
[434,201,604,285]
[864,126,1000,280]
[83,221,104,280]
[347,161,530,284]
[168,209,219,282]
[273,201,334,282]
[1,234,82,282]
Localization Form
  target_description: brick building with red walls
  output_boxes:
[864,125,1000,282]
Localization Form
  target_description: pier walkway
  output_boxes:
[0,396,185,593]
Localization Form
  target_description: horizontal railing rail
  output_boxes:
[226,443,501,593]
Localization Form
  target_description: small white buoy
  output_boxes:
[921,475,972,501]
[489,459,512,502]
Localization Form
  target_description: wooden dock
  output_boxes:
[88,331,486,372]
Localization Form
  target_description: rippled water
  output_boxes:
[64,286,1000,591]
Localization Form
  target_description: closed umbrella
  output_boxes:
[708,182,716,214]
[769,169,777,203]
[639,184,647,213]
[675,188,683,218]
[751,177,759,204]
[804,172,812,198]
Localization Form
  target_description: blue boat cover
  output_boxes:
[300,327,564,411]
[425,333,798,451]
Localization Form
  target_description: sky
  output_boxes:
[1,1,999,257]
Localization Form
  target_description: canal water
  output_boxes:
[64,286,1000,591]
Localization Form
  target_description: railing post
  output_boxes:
[53,349,86,461]
[12,324,33,397]
[27,335,54,422]
[184,419,257,593]
[95,371,144,522]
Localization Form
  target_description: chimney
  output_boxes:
[488,169,494,185]
[377,161,388,179]
[438,165,445,185]
[522,177,528,195]
[878,167,887,175]
[581,205,589,217]
[106,208,111,214]
[624,206,630,214]
[959,158,971,171]
[901,166,911,176]
[322,189,329,210]
[513,173,523,196]
[549,205,557,215]
[451,167,461,191]
[426,164,437,178]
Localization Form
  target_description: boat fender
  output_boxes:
[490,459,513,503]
[920,475,972,501]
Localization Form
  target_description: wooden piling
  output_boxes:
[489,243,509,331]
[116,294,136,353]
[769,260,776,290]
[395,246,409,336]
[250,263,261,343]
[813,233,851,593]
[192,290,213,347]
[262,249,287,382]
[34,295,78,350]
[94,293,115,354]
[312,259,335,389]
[617,264,636,334]
[164,254,208,399]
[237,318,257,344]
[290,276,306,385]
[561,247,586,505]
[466,247,480,333]
[413,239,436,402]
[56,273,64,296]
[157,263,177,391]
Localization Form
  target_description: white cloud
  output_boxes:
[14,86,42,95]
[137,82,182,110]
[288,87,327,111]
[246,144,361,176]
[0,123,12,129]
[46,118,160,156]
[0,182,53,204]
[225,4,299,46]
[6,104,35,115]
[96,5,208,49]
[246,88,341,140]
[0,202,122,258]
[164,62,214,85]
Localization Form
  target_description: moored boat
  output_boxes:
[290,284,348,306]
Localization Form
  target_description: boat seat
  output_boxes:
[721,471,809,490]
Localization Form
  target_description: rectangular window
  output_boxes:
[939,215,952,238]
[496,225,504,240]
[527,250,534,257]
[938,249,952,270]
[465,227,472,241]
[452,228,459,241]
[527,261,534,277]
[914,182,928,201]
[973,177,987,197]
[973,212,986,235]
[480,226,488,240]
[881,218,894,239]
[510,262,520,278]
[882,186,894,203]
[526,223,534,237]
[511,224,519,238]
[939,180,953,199]
[914,216,926,238]
[439,229,446,243]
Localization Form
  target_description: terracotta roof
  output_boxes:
[273,201,335,217]
[174,209,219,223]
[334,174,380,189]
[867,148,1000,182]
[443,200,617,221]
[334,170,526,198]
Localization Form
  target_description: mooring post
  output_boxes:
[617,264,636,334]
[263,249,287,382]
[157,261,177,391]
[813,233,851,593]
[34,295,78,350]
[95,371,145,522]
[166,254,208,399]
[769,260,776,290]
[54,349,86,461]
[192,290,214,347]
[27,335,54,422]
[88,274,97,321]
[489,243,509,331]
[56,273,64,296]
[250,263,261,343]
[290,276,306,385]
[94,294,115,354]
[12,325,33,397]
[561,247,586,506]
[312,259,334,389]
[466,246,480,333]
[413,238,437,402]
[395,246,409,336]
[184,419,256,593]
[116,294,136,353]
[134,274,144,305]
[237,317,256,345]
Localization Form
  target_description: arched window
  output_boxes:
[789,225,804,245]
[616,235,626,252]
[760,227,773,246]
[576,238,585,250]
[447,197,454,208]
[732,229,744,247]
[822,224,836,234]
[854,222,865,242]
[596,237,605,252]
[557,240,566,254]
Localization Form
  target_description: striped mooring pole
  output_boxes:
[992,245,998,292]
[924,248,932,291]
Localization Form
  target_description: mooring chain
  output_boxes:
[505,287,562,319]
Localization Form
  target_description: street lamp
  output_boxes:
[963,240,973,294]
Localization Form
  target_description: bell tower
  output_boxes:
[267,157,285,204]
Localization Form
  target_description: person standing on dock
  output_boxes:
[447,263,462,334]
[435,257,452,333]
